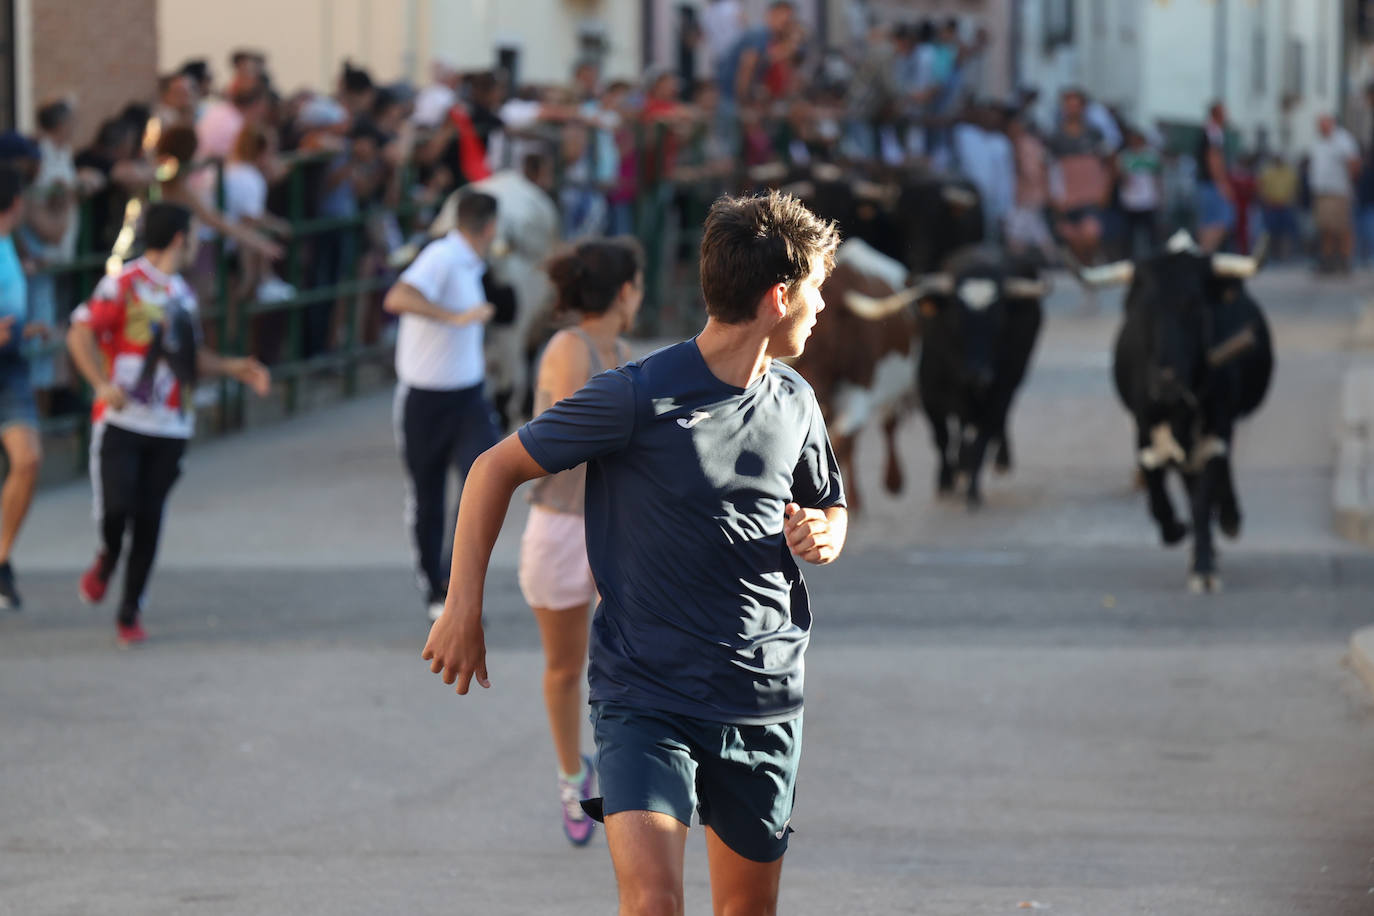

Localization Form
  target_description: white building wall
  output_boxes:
[160,0,643,93]
[1016,0,1342,158]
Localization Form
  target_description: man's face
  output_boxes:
[1319,115,1334,137]
[766,3,794,34]
[166,76,193,111]
[1061,92,1084,120]
[474,221,500,259]
[770,255,827,359]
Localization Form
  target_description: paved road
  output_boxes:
[3,268,1374,915]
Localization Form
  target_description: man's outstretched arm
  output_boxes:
[422,433,548,694]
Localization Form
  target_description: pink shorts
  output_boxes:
[518,506,597,610]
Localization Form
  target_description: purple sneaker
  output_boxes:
[559,754,596,846]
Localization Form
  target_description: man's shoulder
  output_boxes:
[769,359,817,400]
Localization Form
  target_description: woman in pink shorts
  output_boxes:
[518,237,642,845]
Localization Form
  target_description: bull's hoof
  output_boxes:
[936,469,956,498]
[1160,520,1190,546]
[994,443,1012,474]
[1187,573,1223,594]
[965,490,983,511]
[1219,507,1242,539]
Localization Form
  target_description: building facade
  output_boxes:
[159,0,644,96]
[1016,0,1345,157]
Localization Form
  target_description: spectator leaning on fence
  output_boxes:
[0,165,46,611]
[1195,101,1236,253]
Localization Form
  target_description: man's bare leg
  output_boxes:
[0,424,42,563]
[606,810,688,916]
[705,826,784,916]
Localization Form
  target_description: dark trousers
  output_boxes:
[92,424,186,624]
[395,382,501,600]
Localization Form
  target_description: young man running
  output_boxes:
[67,202,271,645]
[384,190,500,622]
[423,192,845,915]
[0,165,45,609]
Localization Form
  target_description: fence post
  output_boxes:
[285,161,306,415]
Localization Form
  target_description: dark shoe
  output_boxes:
[0,562,23,611]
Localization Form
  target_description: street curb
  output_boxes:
[1334,367,1374,548]
[1350,629,1374,698]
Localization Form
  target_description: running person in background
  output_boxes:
[67,202,271,645]
[520,237,642,845]
[0,165,46,610]
[383,191,500,622]
[424,191,846,914]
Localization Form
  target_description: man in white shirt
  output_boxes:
[1309,113,1362,273]
[384,191,500,621]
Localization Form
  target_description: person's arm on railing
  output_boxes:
[383,281,494,326]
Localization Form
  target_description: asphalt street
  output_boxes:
[2,267,1373,915]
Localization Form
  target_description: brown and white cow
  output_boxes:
[792,238,920,515]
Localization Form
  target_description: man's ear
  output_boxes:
[770,282,788,318]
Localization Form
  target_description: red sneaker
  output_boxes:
[79,554,109,605]
[115,621,147,646]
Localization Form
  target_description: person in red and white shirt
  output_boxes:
[66,202,271,645]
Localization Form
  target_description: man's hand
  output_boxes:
[0,316,12,348]
[422,602,491,694]
[453,303,496,327]
[233,357,272,397]
[23,322,51,341]
[96,381,128,410]
[784,502,840,565]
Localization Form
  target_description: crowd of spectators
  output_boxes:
[2,0,1373,424]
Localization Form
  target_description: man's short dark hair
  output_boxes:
[0,165,23,213]
[456,191,499,234]
[698,192,839,325]
[37,100,72,132]
[144,202,193,251]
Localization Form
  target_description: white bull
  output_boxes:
[430,169,561,426]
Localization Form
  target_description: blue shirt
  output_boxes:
[0,236,27,362]
[518,340,845,724]
[717,27,770,101]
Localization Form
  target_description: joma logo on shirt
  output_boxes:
[677,410,711,429]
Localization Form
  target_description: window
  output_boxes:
[1284,38,1305,100]
[1043,0,1074,50]
[1316,0,1329,97]
[1091,0,1106,37]
[1251,26,1266,95]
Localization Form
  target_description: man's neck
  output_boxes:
[144,249,180,276]
[694,318,774,389]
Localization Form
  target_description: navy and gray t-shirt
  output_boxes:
[517,339,845,725]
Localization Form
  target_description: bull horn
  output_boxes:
[842,274,952,320]
[1249,232,1270,269]
[1077,261,1135,287]
[940,186,979,208]
[1210,252,1258,279]
[1166,229,1199,253]
[747,162,789,183]
[1004,276,1051,299]
[811,162,843,183]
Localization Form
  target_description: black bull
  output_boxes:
[915,251,1046,509]
[1105,251,1274,592]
